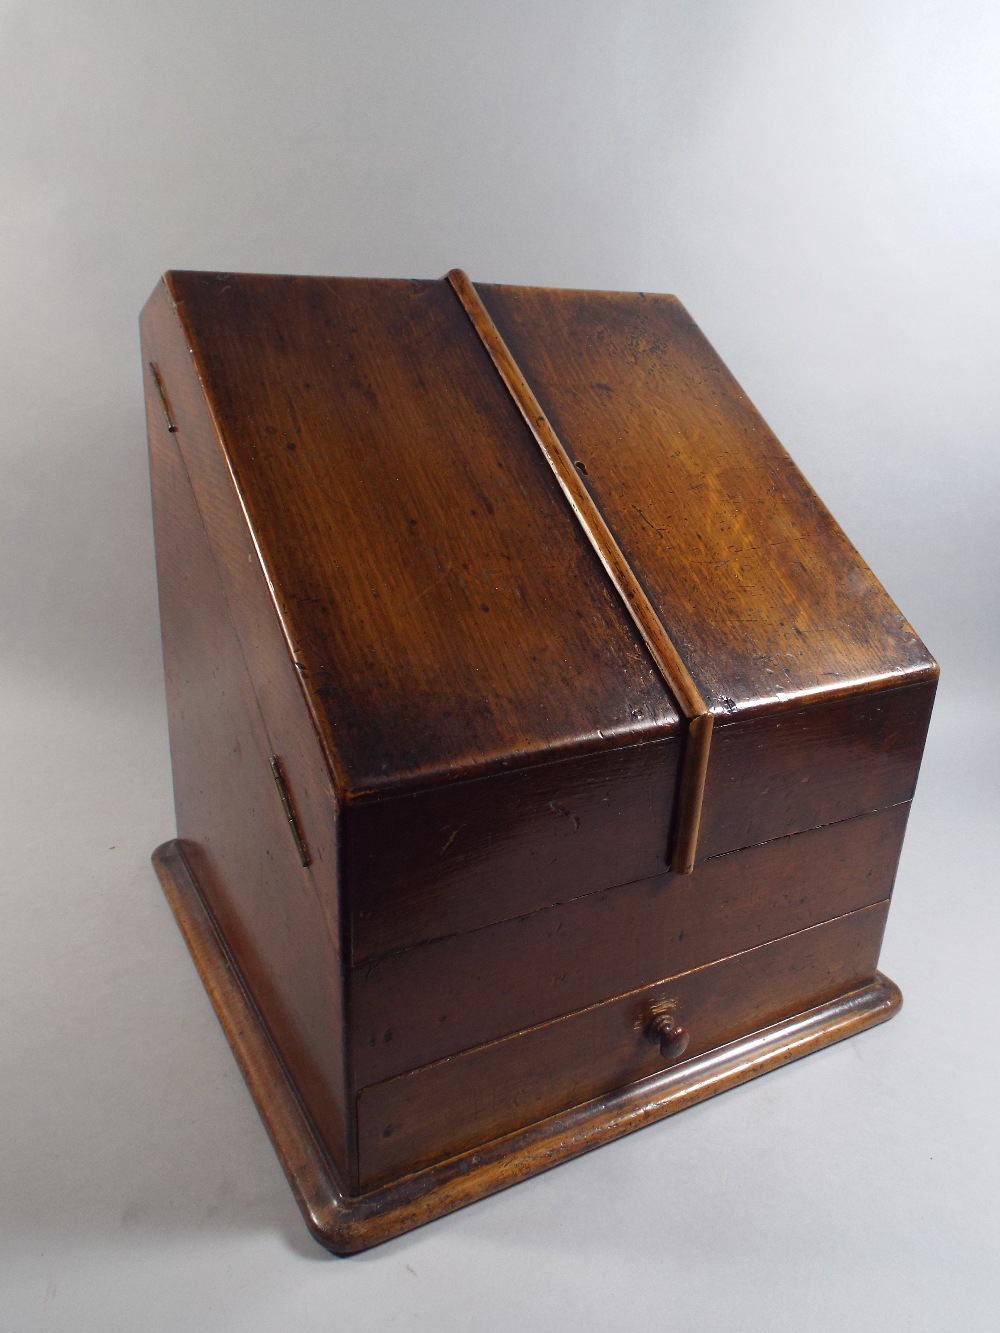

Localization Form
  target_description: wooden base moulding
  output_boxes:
[152,838,903,1256]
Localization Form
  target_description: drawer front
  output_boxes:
[356,899,890,1188]
[351,805,908,1086]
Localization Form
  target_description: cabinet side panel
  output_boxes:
[142,283,343,949]
[148,404,352,1187]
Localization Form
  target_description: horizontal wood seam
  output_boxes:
[151,835,902,1251]
[447,268,711,872]
[352,800,911,969]
[708,665,941,727]
[357,898,891,1093]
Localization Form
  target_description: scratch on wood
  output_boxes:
[632,505,665,537]
[416,565,453,602]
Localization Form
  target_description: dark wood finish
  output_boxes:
[144,271,937,955]
[346,681,929,959]
[153,839,901,1255]
[357,901,890,1188]
[160,271,681,795]
[447,268,713,872]
[646,1014,691,1061]
[142,284,345,936]
[476,281,939,723]
[147,413,352,1182]
[143,268,936,1249]
[700,681,936,859]
[346,735,681,962]
[350,803,910,1085]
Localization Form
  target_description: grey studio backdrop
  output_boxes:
[2,2,997,1330]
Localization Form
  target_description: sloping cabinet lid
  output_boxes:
[154,271,682,787]
[147,269,936,904]
[475,281,936,718]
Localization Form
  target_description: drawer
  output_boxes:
[350,805,908,1086]
[356,899,890,1188]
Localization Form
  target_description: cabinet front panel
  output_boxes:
[350,805,908,1087]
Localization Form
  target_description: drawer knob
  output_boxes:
[647,1014,690,1062]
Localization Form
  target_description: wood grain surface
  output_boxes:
[345,675,932,957]
[350,803,910,1086]
[345,734,681,961]
[699,678,936,858]
[356,900,891,1187]
[447,268,714,872]
[160,271,681,796]
[146,410,353,1182]
[143,268,935,1239]
[153,839,902,1254]
[476,282,939,722]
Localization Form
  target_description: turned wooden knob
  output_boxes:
[647,1014,690,1062]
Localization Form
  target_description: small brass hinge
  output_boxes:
[270,755,312,868]
[149,361,178,433]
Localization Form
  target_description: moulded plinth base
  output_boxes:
[151,838,902,1255]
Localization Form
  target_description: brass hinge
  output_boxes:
[269,755,312,868]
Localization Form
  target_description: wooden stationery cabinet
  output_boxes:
[142,269,937,1252]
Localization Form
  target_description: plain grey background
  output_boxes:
[2,2,998,1329]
